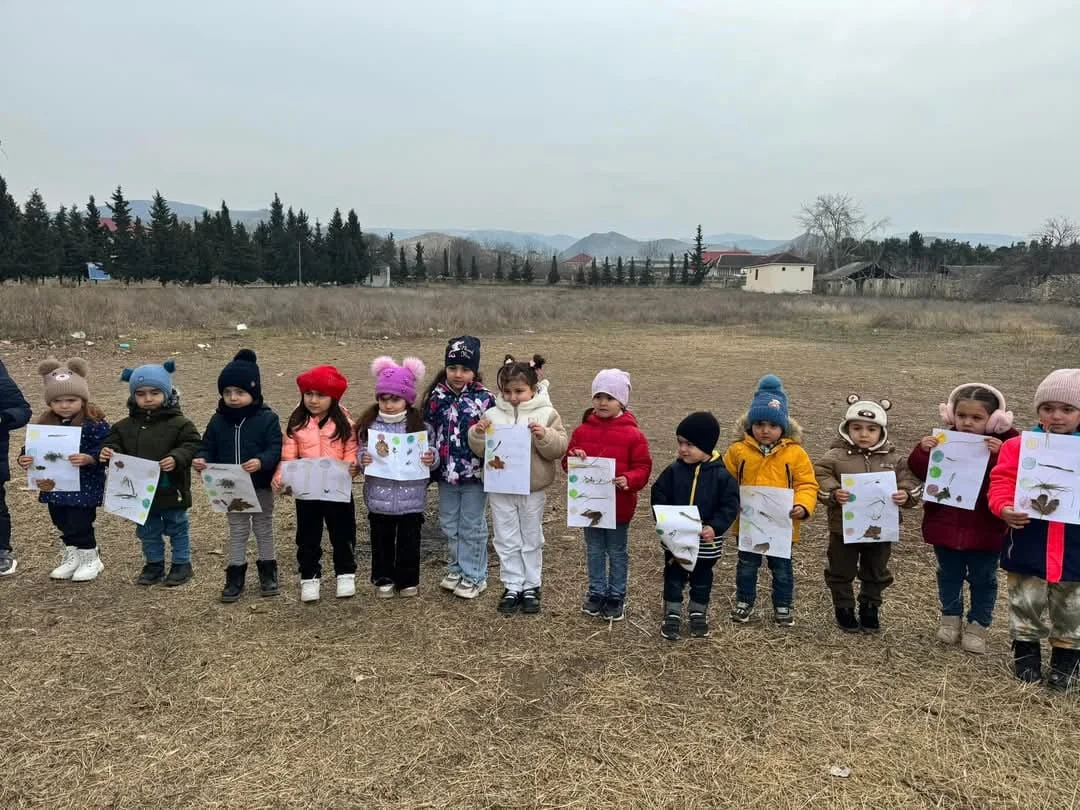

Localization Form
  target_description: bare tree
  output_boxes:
[1038,216,1080,247]
[796,193,889,270]
[643,240,662,262]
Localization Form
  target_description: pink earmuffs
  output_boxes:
[939,383,1014,435]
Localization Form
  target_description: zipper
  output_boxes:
[234,418,246,464]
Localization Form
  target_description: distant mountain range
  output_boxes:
[100,199,271,228]
[903,231,1024,247]
[368,228,577,253]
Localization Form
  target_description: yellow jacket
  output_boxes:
[722,433,818,542]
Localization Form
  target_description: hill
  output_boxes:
[700,233,790,253]
[370,228,575,254]
[558,232,691,260]
[100,199,271,228]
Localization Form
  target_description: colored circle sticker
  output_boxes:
[1022,457,1037,470]
[392,436,401,445]
[934,433,946,443]
[844,511,855,520]
[568,489,579,498]
[843,478,854,487]
[203,474,213,483]
[207,489,217,497]
[845,528,855,536]
[931,450,944,463]
[656,529,664,536]
[407,435,415,444]
[848,494,856,503]
[487,439,495,448]
[146,485,155,493]
[929,467,942,479]
[568,475,578,483]
[926,484,939,496]
[1025,438,1039,450]
[142,498,151,508]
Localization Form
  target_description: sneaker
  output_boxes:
[164,562,193,587]
[49,546,81,580]
[661,611,681,641]
[136,561,165,586]
[453,578,487,599]
[858,601,880,633]
[1012,640,1042,683]
[71,549,104,582]
[581,593,605,616]
[689,611,711,638]
[300,578,321,603]
[498,589,522,613]
[730,601,754,623]
[375,582,395,599]
[336,573,356,598]
[439,572,463,592]
[937,615,962,645]
[602,597,625,622]
[834,606,859,632]
[1047,647,1080,693]
[256,559,279,597]
[399,586,419,598]
[0,550,18,576]
[774,607,795,627]
[521,587,541,614]
[960,622,988,655]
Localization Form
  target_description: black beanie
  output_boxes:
[676,411,720,455]
[445,336,481,374]
[218,349,262,398]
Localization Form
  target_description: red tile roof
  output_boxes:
[563,253,593,265]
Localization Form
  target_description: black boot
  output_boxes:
[834,606,860,632]
[1047,647,1080,692]
[136,561,165,586]
[164,562,194,587]
[220,564,246,603]
[858,601,880,633]
[256,559,279,597]
[1012,640,1042,683]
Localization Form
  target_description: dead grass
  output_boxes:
[1,306,1079,809]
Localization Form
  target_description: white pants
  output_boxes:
[489,491,546,591]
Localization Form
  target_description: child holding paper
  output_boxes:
[0,356,31,576]
[100,360,202,587]
[17,358,110,582]
[723,375,817,627]
[272,365,359,603]
[563,368,652,622]
[813,395,920,633]
[908,384,1016,654]
[652,412,740,640]
[468,355,567,615]
[989,369,1080,690]
[193,350,283,602]
[356,356,437,598]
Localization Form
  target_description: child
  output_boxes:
[909,384,1017,654]
[723,375,818,627]
[100,360,202,587]
[193,350,283,602]
[469,355,568,614]
[989,369,1080,690]
[17,358,109,582]
[0,356,31,575]
[564,368,652,621]
[423,336,496,599]
[272,365,359,603]
[652,412,740,640]
[814,395,921,633]
[357,356,438,597]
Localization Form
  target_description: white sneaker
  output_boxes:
[71,549,104,582]
[49,546,81,580]
[375,583,395,599]
[300,578,321,602]
[336,573,356,598]
[399,586,419,598]
[439,572,462,591]
[453,578,487,599]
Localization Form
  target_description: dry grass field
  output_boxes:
[2,286,1079,809]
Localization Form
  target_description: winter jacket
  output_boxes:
[989,432,1080,582]
[723,432,818,542]
[0,358,32,484]
[198,403,283,490]
[102,395,202,511]
[358,416,439,515]
[28,411,110,508]
[908,428,1018,553]
[563,410,653,524]
[651,451,741,559]
[467,380,568,492]
[426,381,496,485]
[814,437,921,534]
[271,408,359,487]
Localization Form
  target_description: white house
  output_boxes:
[743,252,815,294]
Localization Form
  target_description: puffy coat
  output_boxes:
[28,411,110,508]
[358,416,439,515]
[651,452,741,558]
[813,437,921,534]
[198,404,283,490]
[0,358,32,484]
[426,381,495,486]
[563,409,652,524]
[272,408,358,487]
[723,433,818,542]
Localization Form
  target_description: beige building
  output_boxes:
[743,252,815,293]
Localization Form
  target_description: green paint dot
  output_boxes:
[656,529,664,536]
[142,499,151,508]
[929,467,942,479]
[568,489,579,498]
[931,450,944,462]
[146,485,155,493]
[207,489,217,497]
[392,436,401,445]
[844,511,855,520]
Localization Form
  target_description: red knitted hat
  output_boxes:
[296,365,348,401]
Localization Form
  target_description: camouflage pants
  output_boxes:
[1007,573,1080,649]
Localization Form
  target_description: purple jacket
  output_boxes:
[358,417,439,516]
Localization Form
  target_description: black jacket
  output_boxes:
[651,452,741,539]
[0,358,32,484]
[198,403,283,490]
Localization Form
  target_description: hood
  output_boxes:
[829,434,894,455]
[584,409,640,430]
[127,389,184,419]
[734,412,803,444]
[493,379,552,417]
[838,419,888,452]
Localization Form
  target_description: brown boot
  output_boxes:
[960,622,988,655]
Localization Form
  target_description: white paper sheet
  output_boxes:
[567,456,617,529]
[103,453,161,525]
[841,471,899,544]
[25,424,82,492]
[737,486,794,559]
[482,424,532,495]
[922,430,991,512]
[280,457,353,503]
[201,463,262,513]
[364,430,431,482]
[1015,430,1080,524]
[653,504,702,571]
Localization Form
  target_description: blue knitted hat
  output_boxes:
[122,359,176,397]
[747,374,789,434]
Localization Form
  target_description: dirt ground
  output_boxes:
[1,324,1078,809]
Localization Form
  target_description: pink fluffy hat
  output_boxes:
[371,356,426,405]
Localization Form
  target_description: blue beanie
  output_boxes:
[747,374,789,434]
[122,360,176,397]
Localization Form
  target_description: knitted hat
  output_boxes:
[747,374,789,433]
[218,349,262,398]
[939,383,1013,435]
[676,411,720,455]
[296,365,348,401]
[839,394,891,450]
[445,336,481,373]
[122,360,175,396]
[1034,369,1080,412]
[372,356,426,405]
[39,357,90,403]
[592,369,631,408]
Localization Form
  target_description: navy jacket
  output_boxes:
[0,358,32,484]
[651,452,741,545]
[198,403,283,490]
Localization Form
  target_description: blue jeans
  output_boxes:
[584,524,629,599]
[438,481,488,584]
[136,508,191,564]
[935,546,998,627]
[735,550,794,607]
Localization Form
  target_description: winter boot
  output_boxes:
[858,601,880,633]
[1012,640,1042,683]
[936,615,962,645]
[49,546,81,580]
[220,564,246,603]
[834,606,859,633]
[136,561,165,586]
[71,548,104,582]
[164,562,194,587]
[1047,647,1080,693]
[960,622,988,655]
[256,559,279,597]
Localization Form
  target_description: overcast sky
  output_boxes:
[2,1,1077,239]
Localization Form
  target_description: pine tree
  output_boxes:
[615,256,624,285]
[413,242,427,281]
[547,255,560,285]
[17,190,54,282]
[691,224,706,284]
[65,205,88,284]
[588,257,599,286]
[522,259,534,284]
[149,191,179,285]
[469,255,480,281]
[130,217,151,283]
[442,247,450,279]
[0,174,18,283]
[508,256,521,283]
[601,257,613,286]
[574,267,586,285]
[326,208,347,284]
[232,222,258,284]
[628,257,636,285]
[109,185,136,282]
[397,244,408,283]
[265,193,290,285]
[681,254,690,285]
[495,254,504,282]
[455,252,466,282]
[345,209,369,283]
[667,253,676,284]
[640,257,654,286]
[84,195,107,268]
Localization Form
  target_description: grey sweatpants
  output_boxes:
[227,488,276,565]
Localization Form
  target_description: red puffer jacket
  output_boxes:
[563,410,652,524]
[907,428,1018,552]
